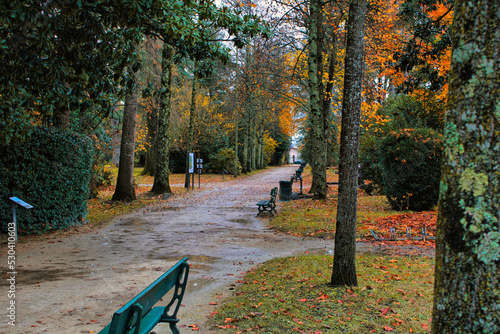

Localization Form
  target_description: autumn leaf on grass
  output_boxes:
[379,307,395,316]
[224,318,241,323]
[383,326,394,331]
[316,294,329,300]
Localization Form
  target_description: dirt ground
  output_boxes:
[2,165,359,334]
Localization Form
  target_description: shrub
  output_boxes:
[0,127,94,234]
[360,93,444,195]
[379,128,443,211]
[359,133,384,194]
[375,94,444,132]
[207,148,242,175]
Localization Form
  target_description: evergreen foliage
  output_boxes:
[375,94,444,131]
[0,128,94,234]
[360,93,444,195]
[379,128,443,211]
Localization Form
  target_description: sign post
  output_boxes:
[197,158,203,188]
[188,152,195,190]
[9,197,33,242]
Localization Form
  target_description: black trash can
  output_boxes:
[279,180,293,201]
[295,169,302,178]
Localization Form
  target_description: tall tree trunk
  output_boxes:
[185,65,199,189]
[112,69,139,202]
[256,127,263,169]
[250,112,256,171]
[331,0,367,287]
[432,1,500,332]
[151,43,174,195]
[307,0,327,199]
[242,110,249,173]
[234,105,239,178]
[141,103,157,176]
[322,30,339,167]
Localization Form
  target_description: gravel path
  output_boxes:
[1,166,340,334]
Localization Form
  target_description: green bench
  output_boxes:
[256,187,278,216]
[99,257,189,334]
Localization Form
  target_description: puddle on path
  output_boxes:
[230,218,252,225]
[0,268,87,286]
[146,253,220,263]
[117,218,150,226]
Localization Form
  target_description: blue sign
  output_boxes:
[9,197,33,209]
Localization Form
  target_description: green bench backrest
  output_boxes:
[270,187,278,201]
[103,257,189,334]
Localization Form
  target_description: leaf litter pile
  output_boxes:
[360,211,437,256]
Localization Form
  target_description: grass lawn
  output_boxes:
[269,195,401,239]
[209,254,434,333]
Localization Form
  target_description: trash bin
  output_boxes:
[295,169,302,178]
[279,180,293,201]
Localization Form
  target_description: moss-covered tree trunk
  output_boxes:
[322,29,339,167]
[141,104,157,176]
[432,1,500,332]
[331,0,367,287]
[151,43,173,195]
[185,65,199,189]
[307,0,327,199]
[112,70,138,202]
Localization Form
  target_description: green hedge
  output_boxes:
[0,127,94,235]
[379,128,443,211]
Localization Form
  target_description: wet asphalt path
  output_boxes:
[0,166,335,333]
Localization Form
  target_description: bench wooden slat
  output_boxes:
[99,257,189,334]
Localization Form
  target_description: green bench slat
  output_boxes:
[99,257,188,334]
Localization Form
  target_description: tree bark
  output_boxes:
[112,71,139,202]
[234,104,239,178]
[242,109,249,173]
[150,43,174,195]
[250,112,256,171]
[141,103,157,176]
[307,0,327,199]
[331,0,367,287]
[432,1,500,332]
[185,64,199,189]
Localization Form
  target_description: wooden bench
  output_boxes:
[99,257,189,334]
[256,187,278,216]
